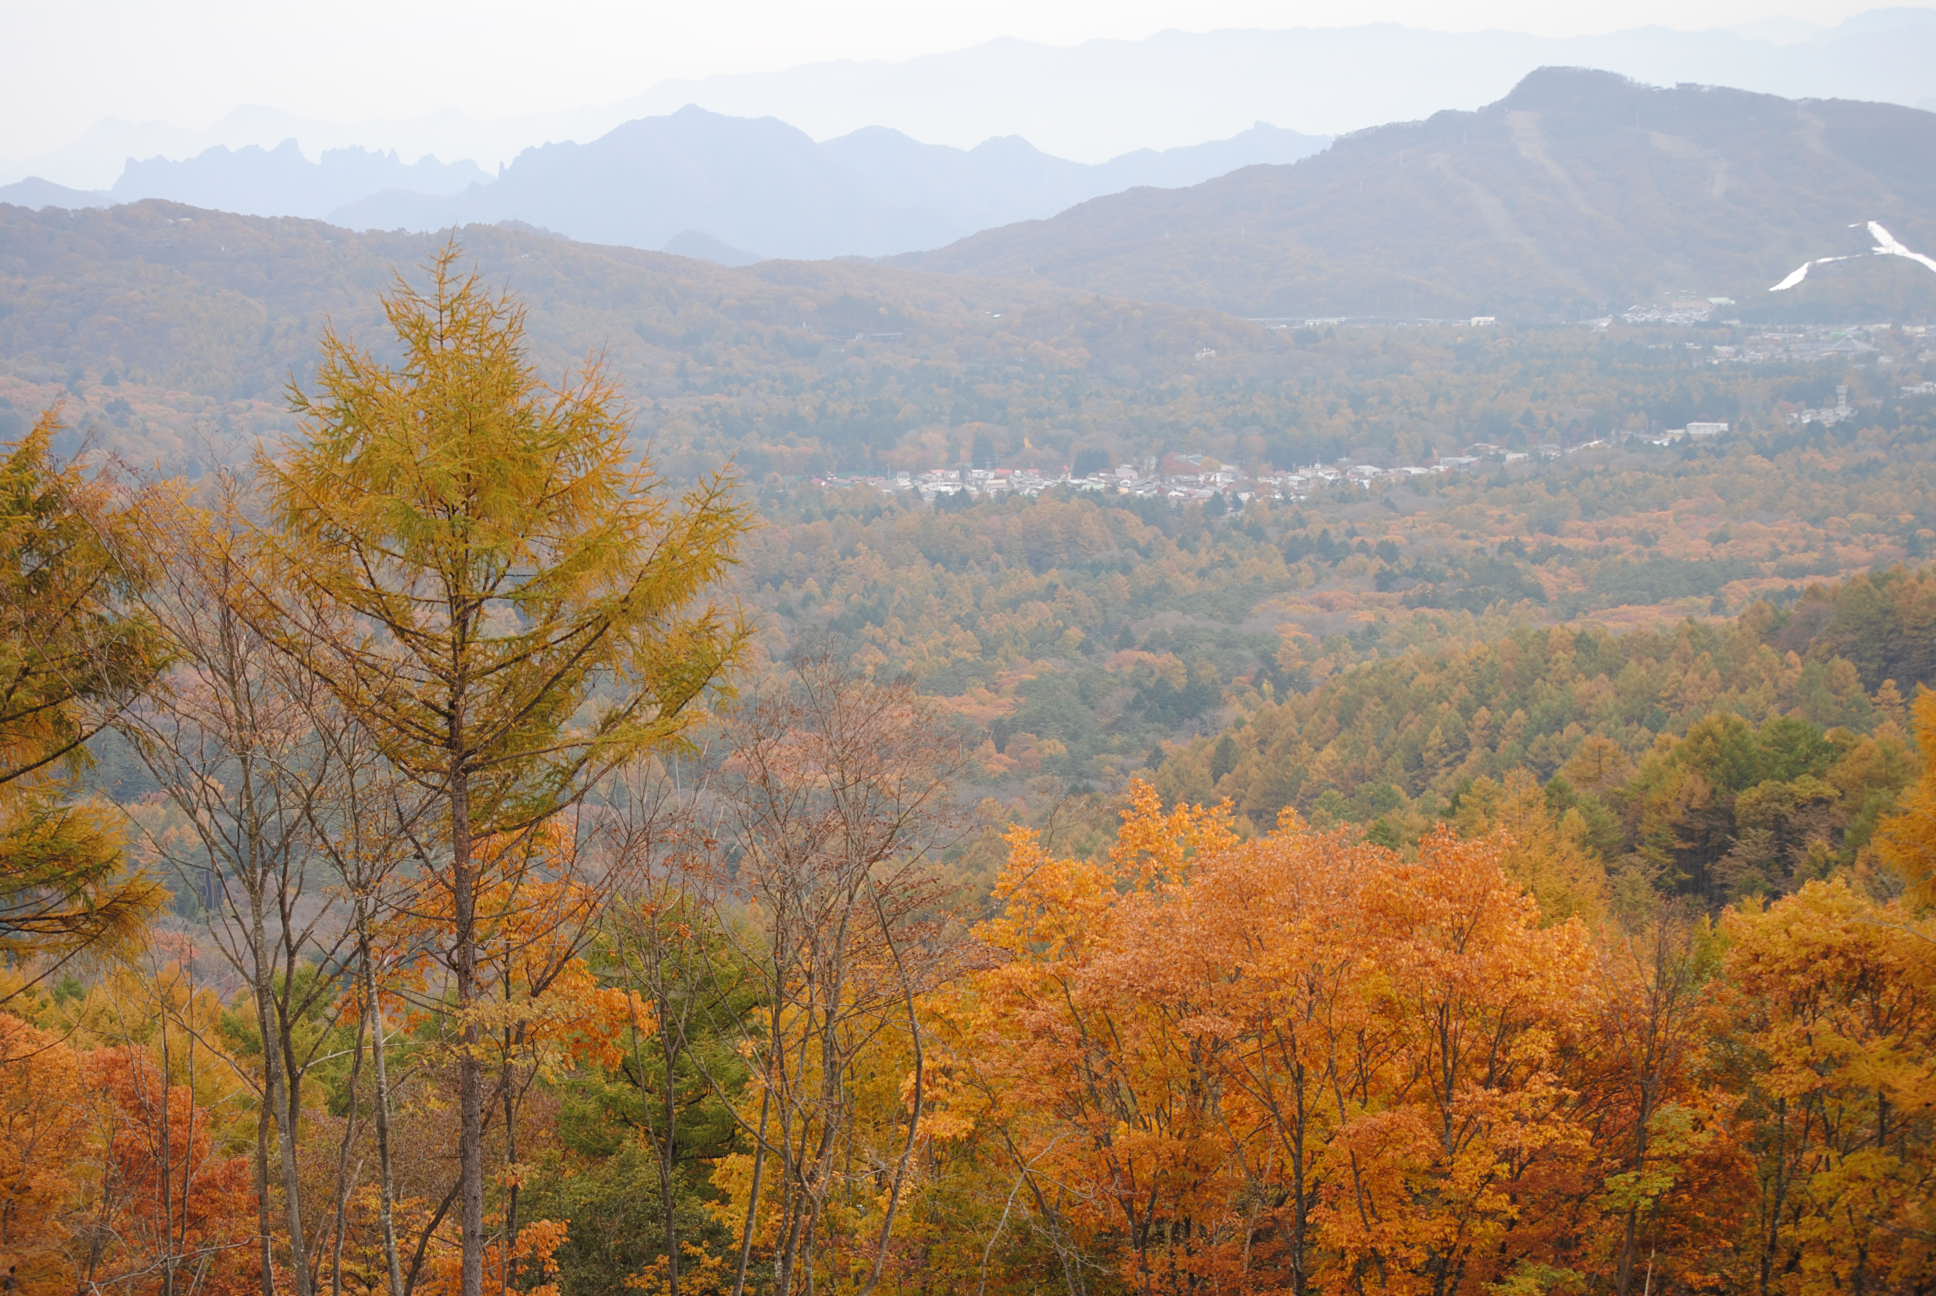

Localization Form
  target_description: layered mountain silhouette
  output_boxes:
[9,9,1935,188]
[329,109,1330,261]
[0,142,487,221]
[901,69,1936,320]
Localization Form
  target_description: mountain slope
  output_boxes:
[901,69,1936,320]
[331,108,1330,260]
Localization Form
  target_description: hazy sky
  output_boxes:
[1,0,1891,160]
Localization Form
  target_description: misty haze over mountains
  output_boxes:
[3,10,1935,324]
[0,112,1330,263]
[1,144,488,221]
[5,7,1935,192]
[607,7,1936,160]
[330,113,1330,261]
[8,62,1936,425]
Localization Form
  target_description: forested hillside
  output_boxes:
[1159,570,1935,900]
[0,200,1282,472]
[11,419,1936,1293]
[717,402,1935,816]
[8,200,1936,482]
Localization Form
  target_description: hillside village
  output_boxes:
[811,426,1705,506]
[806,317,1934,506]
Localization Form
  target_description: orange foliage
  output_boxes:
[423,1216,569,1296]
[936,784,1605,1295]
[364,824,650,1070]
[0,1014,90,1295]
[85,1045,260,1296]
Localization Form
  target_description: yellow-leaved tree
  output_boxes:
[253,247,749,1296]
[1878,689,1936,905]
[0,411,167,992]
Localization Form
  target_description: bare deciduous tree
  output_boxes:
[115,478,421,1296]
[707,659,965,1296]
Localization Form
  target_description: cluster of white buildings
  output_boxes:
[1617,296,1736,326]
[817,462,1256,505]
[809,433,1705,507]
[1787,385,1855,428]
[1646,421,1732,444]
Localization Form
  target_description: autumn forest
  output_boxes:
[6,242,1936,1296]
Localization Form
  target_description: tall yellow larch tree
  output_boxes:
[1452,769,1611,927]
[253,247,749,1296]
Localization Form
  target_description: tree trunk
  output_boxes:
[658,1021,681,1296]
[732,1088,771,1296]
[502,1065,519,1296]
[157,1012,178,1296]
[253,889,311,1296]
[328,1001,367,1296]
[452,753,485,1296]
[359,909,408,1296]
[254,1081,277,1296]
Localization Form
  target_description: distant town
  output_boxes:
[807,319,1935,507]
[809,429,1718,508]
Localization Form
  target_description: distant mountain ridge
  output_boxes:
[9,8,1934,188]
[1,110,1330,264]
[0,142,488,221]
[329,109,1332,261]
[901,69,1936,321]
